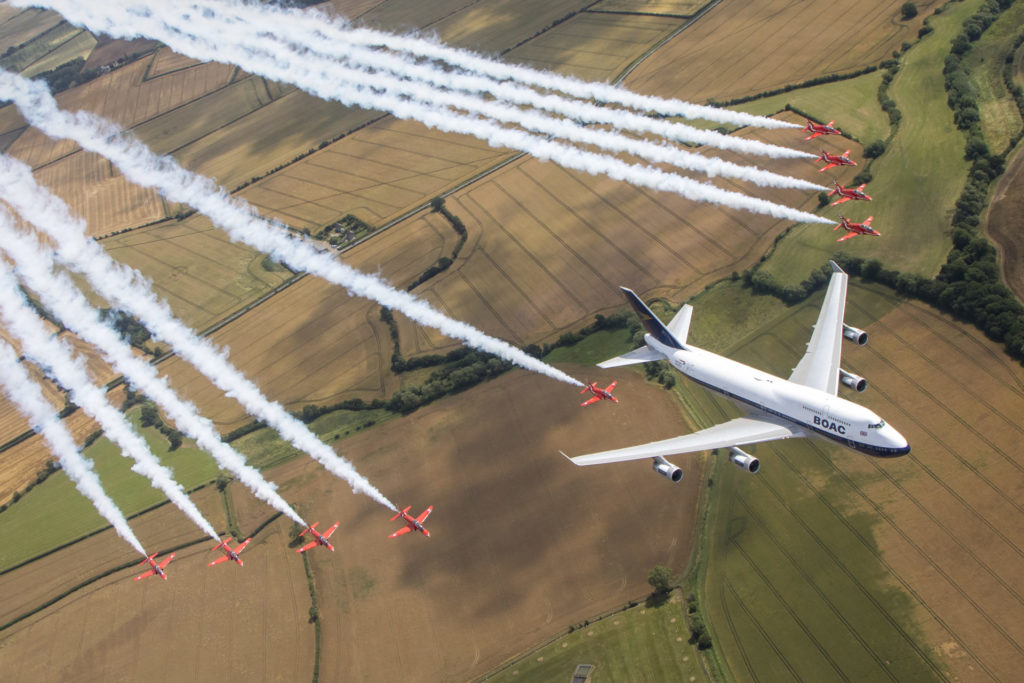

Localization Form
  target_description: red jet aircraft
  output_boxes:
[390,506,432,538]
[834,216,880,242]
[295,521,340,553]
[208,536,252,567]
[827,179,872,205]
[816,149,856,172]
[134,552,175,581]
[803,119,841,140]
[580,380,618,407]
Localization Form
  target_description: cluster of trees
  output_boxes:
[877,58,902,127]
[138,401,184,450]
[742,263,833,305]
[386,352,513,415]
[33,51,155,94]
[709,65,880,109]
[522,312,634,358]
[406,197,468,291]
[685,592,713,650]
[1003,33,1024,128]
[314,213,376,249]
[100,308,153,351]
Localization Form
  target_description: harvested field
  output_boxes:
[81,37,160,72]
[0,19,79,73]
[592,0,704,13]
[398,118,825,354]
[20,29,95,79]
[240,117,511,230]
[432,0,594,53]
[101,214,295,332]
[0,8,62,54]
[623,0,941,103]
[696,281,1024,682]
[0,514,312,683]
[32,149,166,236]
[506,11,681,81]
[145,210,453,430]
[324,0,387,21]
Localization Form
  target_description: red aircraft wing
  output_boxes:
[837,231,859,242]
[134,569,156,581]
[580,395,602,407]
[296,540,319,553]
[416,506,433,524]
[208,554,231,567]
[389,525,413,539]
[321,523,340,540]
[234,538,252,554]
[830,195,852,205]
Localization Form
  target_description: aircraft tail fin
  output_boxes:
[666,304,693,345]
[619,288,685,350]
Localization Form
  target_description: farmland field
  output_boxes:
[505,12,681,81]
[760,0,983,286]
[987,141,1024,300]
[592,0,704,14]
[623,0,941,104]
[688,280,1024,683]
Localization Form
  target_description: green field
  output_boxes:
[961,1,1024,154]
[734,70,891,146]
[0,410,222,572]
[486,595,708,683]
[682,281,937,682]
[760,0,983,286]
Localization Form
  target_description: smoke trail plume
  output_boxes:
[147,2,820,190]
[0,260,221,542]
[0,155,396,511]
[0,339,148,557]
[0,213,307,527]
[173,0,814,162]
[203,0,800,130]
[0,71,590,390]
[6,3,830,224]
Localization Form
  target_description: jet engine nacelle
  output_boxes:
[728,447,760,474]
[842,323,868,345]
[652,456,683,483]
[839,368,867,392]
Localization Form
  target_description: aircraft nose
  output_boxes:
[884,425,910,456]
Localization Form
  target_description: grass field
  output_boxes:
[0,19,79,73]
[0,408,223,572]
[734,70,891,146]
[961,0,1024,155]
[0,8,62,54]
[505,12,681,81]
[760,0,983,286]
[486,594,709,683]
[683,278,1024,682]
[622,0,940,104]
[591,0,704,14]
[19,29,96,79]
[986,139,1024,301]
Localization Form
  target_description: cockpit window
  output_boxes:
[868,420,886,429]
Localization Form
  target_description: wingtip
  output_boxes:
[828,259,844,273]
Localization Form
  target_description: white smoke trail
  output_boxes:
[0,72,589,390]
[149,2,821,190]
[205,0,800,130]
[0,259,221,542]
[171,0,814,162]
[0,155,397,511]
[8,3,830,224]
[0,339,148,557]
[0,213,307,528]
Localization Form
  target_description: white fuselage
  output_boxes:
[645,334,909,457]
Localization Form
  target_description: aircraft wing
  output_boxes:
[788,261,847,394]
[598,346,662,368]
[234,538,252,554]
[322,522,340,540]
[565,416,804,466]
[208,555,230,567]
[296,541,318,553]
[416,506,433,523]
[390,525,413,539]
[581,395,601,407]
[134,569,156,581]
[159,553,175,569]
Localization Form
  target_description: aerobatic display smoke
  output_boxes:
[0,155,397,510]
[161,1,815,162]
[0,253,221,542]
[4,2,831,224]
[0,212,308,527]
[0,340,148,557]
[140,3,821,190]
[0,71,588,390]
[203,0,800,131]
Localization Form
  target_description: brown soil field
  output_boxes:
[986,144,1024,301]
[0,493,314,683]
[324,0,387,21]
[81,37,160,72]
[240,117,511,230]
[831,297,1024,681]
[623,0,941,103]
[506,12,682,81]
[0,366,700,682]
[432,0,595,53]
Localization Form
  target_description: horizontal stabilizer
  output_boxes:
[598,346,662,369]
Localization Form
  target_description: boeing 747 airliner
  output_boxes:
[563,261,909,481]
